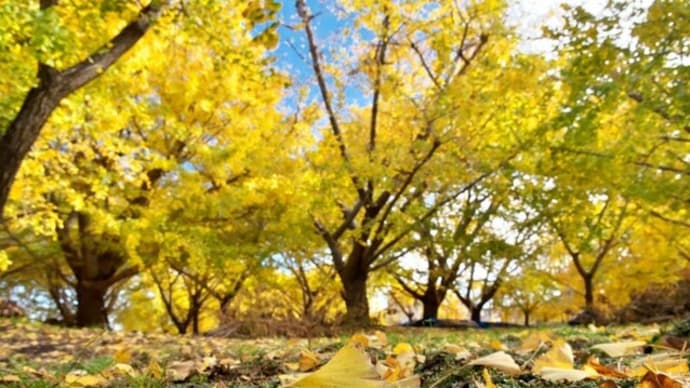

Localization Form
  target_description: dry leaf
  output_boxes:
[483,368,497,388]
[442,344,471,360]
[586,357,629,378]
[537,367,598,382]
[393,342,414,355]
[592,341,646,357]
[64,370,107,387]
[516,332,552,354]
[468,351,521,375]
[599,380,619,388]
[166,360,196,382]
[287,342,387,387]
[299,350,320,372]
[533,339,575,372]
[0,375,21,383]
[637,370,683,388]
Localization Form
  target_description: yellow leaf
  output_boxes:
[489,339,506,351]
[288,342,386,387]
[351,333,369,348]
[64,371,108,387]
[483,368,497,388]
[533,339,575,372]
[113,347,132,364]
[110,363,136,377]
[166,360,196,382]
[537,367,598,382]
[592,341,646,357]
[0,375,21,383]
[468,351,521,375]
[299,350,319,372]
[636,370,683,388]
[147,359,164,379]
[393,343,414,355]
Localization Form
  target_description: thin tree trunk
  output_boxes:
[584,274,594,311]
[523,309,530,327]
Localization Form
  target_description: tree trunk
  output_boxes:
[341,270,369,326]
[523,309,530,327]
[75,283,107,327]
[583,274,594,311]
[470,306,482,323]
[421,288,445,321]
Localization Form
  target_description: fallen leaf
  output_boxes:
[113,346,132,364]
[110,363,137,377]
[592,341,646,357]
[637,370,683,388]
[166,360,196,382]
[468,351,521,375]
[599,380,619,388]
[533,339,575,372]
[0,375,21,383]
[299,350,320,372]
[351,333,370,348]
[516,331,552,354]
[287,342,387,387]
[442,344,471,360]
[393,342,414,355]
[537,367,598,382]
[586,357,629,378]
[489,339,506,351]
[483,368,497,388]
[64,370,108,387]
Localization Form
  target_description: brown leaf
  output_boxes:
[637,370,683,388]
[587,357,629,378]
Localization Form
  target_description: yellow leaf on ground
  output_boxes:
[490,339,506,351]
[483,368,497,388]
[351,333,369,348]
[442,344,471,360]
[592,341,646,357]
[533,339,575,372]
[468,351,521,375]
[586,357,629,378]
[113,347,132,363]
[0,375,21,383]
[637,370,683,388]
[287,342,386,387]
[64,371,108,387]
[516,332,552,354]
[166,360,196,382]
[537,367,599,382]
[393,343,414,355]
[299,350,320,372]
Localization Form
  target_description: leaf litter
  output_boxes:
[1,318,689,387]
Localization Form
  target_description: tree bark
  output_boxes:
[470,306,482,323]
[75,282,107,327]
[584,274,594,311]
[421,287,445,321]
[523,309,530,327]
[341,268,370,326]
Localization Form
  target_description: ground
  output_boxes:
[0,318,689,387]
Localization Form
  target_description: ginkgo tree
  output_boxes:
[1,0,289,327]
[293,0,553,325]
